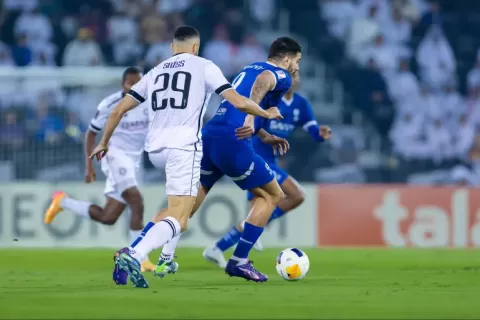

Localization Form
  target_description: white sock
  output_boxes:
[60,197,91,218]
[160,233,182,262]
[130,216,180,262]
[130,229,149,263]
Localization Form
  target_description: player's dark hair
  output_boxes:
[174,25,200,41]
[122,66,143,81]
[268,37,302,60]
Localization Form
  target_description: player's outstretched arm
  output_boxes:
[90,96,139,160]
[221,71,282,119]
[257,128,290,156]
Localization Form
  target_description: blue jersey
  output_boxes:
[253,93,321,165]
[203,62,292,141]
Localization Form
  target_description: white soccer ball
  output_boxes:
[275,248,310,281]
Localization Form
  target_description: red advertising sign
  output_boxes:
[317,185,480,247]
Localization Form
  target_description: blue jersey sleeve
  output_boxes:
[298,95,324,143]
[261,69,292,108]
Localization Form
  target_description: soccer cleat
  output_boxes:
[153,260,179,278]
[202,246,227,269]
[253,239,264,252]
[112,248,129,285]
[225,259,268,283]
[114,248,149,288]
[141,260,156,273]
[44,191,66,224]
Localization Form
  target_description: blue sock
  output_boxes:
[130,221,155,248]
[268,206,286,224]
[232,222,264,261]
[215,226,241,252]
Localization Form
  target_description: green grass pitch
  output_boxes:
[0,248,479,319]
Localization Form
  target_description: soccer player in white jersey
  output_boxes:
[89,26,283,288]
[44,67,156,272]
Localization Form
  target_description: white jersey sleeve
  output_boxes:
[205,62,232,95]
[127,72,150,104]
[89,91,123,133]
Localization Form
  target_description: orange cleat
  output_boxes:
[141,259,156,273]
[44,191,67,224]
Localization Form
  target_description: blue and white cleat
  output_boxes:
[112,248,129,285]
[225,259,268,283]
[153,260,179,278]
[113,247,149,288]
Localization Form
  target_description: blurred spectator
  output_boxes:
[14,7,52,46]
[145,41,170,69]
[356,0,391,24]
[65,111,86,143]
[419,84,442,120]
[236,34,267,72]
[141,13,167,45]
[321,0,356,40]
[108,7,142,65]
[441,81,465,117]
[467,50,480,93]
[204,24,237,79]
[248,0,275,29]
[388,59,420,112]
[347,4,380,63]
[390,111,426,159]
[0,110,27,150]
[12,34,32,67]
[450,165,477,186]
[452,114,475,160]
[392,0,423,23]
[0,41,14,66]
[34,100,64,145]
[416,27,455,91]
[361,34,398,77]
[426,118,454,162]
[156,0,191,15]
[4,0,38,12]
[419,0,442,31]
[381,8,412,46]
[357,58,394,135]
[31,41,56,66]
[63,28,105,66]
[107,7,138,44]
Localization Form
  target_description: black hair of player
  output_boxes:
[268,37,302,59]
[122,66,143,82]
[174,25,200,41]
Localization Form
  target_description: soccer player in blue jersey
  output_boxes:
[203,72,331,268]
[123,37,302,285]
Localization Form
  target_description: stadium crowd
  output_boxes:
[1,0,480,185]
[316,0,480,184]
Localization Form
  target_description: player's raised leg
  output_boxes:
[114,149,202,287]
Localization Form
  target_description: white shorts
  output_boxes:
[101,148,139,203]
[148,148,202,196]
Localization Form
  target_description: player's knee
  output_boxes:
[270,188,285,206]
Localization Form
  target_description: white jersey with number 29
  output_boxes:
[127,53,232,152]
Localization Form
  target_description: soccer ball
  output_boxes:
[275,248,310,281]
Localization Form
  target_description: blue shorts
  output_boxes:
[246,163,289,201]
[200,136,275,190]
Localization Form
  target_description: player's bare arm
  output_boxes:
[234,71,281,139]
[84,129,97,182]
[90,96,139,160]
[257,128,290,156]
